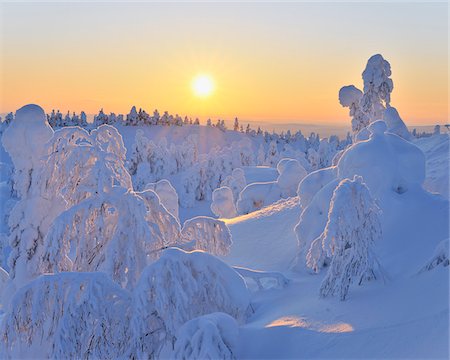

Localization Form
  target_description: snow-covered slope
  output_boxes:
[221,193,448,358]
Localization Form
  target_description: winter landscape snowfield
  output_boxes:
[0,51,448,359]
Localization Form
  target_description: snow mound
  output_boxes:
[297,166,337,210]
[337,120,425,198]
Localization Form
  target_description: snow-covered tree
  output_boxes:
[221,167,247,205]
[0,272,131,359]
[80,111,88,127]
[145,179,180,221]
[211,186,237,219]
[181,216,233,256]
[137,189,181,247]
[433,125,441,136]
[173,313,239,360]
[360,54,393,123]
[40,187,164,290]
[257,144,266,165]
[126,106,139,126]
[233,117,239,131]
[266,140,280,167]
[132,248,250,357]
[339,85,368,134]
[277,158,307,198]
[1,105,56,287]
[4,112,13,125]
[418,239,449,272]
[318,176,382,300]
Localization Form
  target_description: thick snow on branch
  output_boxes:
[132,248,250,357]
[181,216,232,256]
[0,272,131,359]
[173,313,239,360]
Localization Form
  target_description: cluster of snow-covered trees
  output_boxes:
[291,55,439,300]
[128,127,350,208]
[0,104,258,358]
[339,54,410,141]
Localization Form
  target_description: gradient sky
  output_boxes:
[0,1,447,125]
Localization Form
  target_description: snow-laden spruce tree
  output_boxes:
[131,248,250,357]
[318,176,382,300]
[360,54,393,123]
[173,312,239,360]
[339,85,368,134]
[181,216,233,256]
[1,105,57,287]
[137,188,181,248]
[0,272,131,359]
[40,187,164,290]
[144,179,180,221]
[42,125,132,207]
[276,158,307,198]
[220,167,247,205]
[211,186,237,219]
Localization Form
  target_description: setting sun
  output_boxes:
[192,74,214,98]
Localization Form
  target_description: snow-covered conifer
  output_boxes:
[360,54,393,123]
[319,176,382,300]
[132,248,250,356]
[181,216,232,256]
[173,313,239,360]
[233,117,239,131]
[211,186,237,218]
[0,272,131,359]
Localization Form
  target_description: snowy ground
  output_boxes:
[222,192,448,358]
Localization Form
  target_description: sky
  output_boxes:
[0,1,447,126]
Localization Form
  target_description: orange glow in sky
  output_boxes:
[0,2,447,125]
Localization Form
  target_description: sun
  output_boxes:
[192,74,214,97]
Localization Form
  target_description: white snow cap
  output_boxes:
[211,186,237,219]
[339,85,363,107]
[277,158,307,198]
[1,104,53,196]
[338,120,425,197]
[362,54,393,96]
[383,106,411,140]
